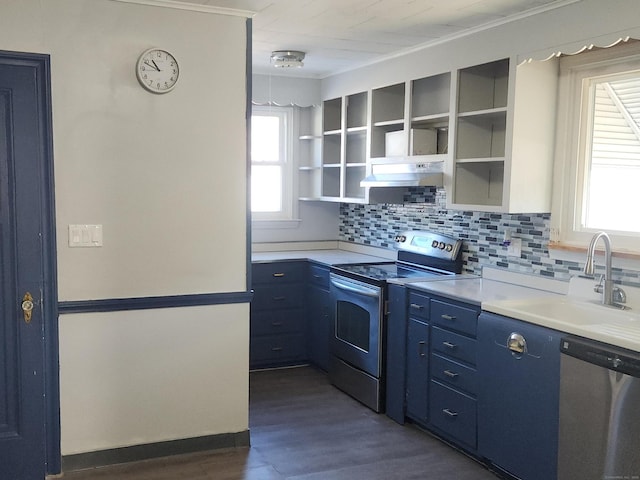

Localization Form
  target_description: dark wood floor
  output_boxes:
[63,366,499,479]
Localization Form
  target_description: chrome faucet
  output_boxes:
[583,232,626,308]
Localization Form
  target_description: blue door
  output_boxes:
[0,53,58,479]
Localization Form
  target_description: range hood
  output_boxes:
[360,160,444,188]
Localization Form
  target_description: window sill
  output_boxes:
[252,219,302,230]
[549,242,640,271]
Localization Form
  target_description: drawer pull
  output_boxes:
[444,370,459,378]
[410,303,424,310]
[271,347,283,352]
[441,314,456,321]
[273,296,286,301]
[272,273,285,278]
[443,408,458,418]
[271,321,283,326]
[313,274,322,279]
[443,341,457,349]
[419,340,426,357]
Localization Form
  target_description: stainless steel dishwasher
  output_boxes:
[558,335,640,480]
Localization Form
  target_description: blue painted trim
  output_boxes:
[1,49,62,476]
[246,17,253,292]
[38,53,62,477]
[62,430,250,472]
[58,291,253,314]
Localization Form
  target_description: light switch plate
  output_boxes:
[68,224,103,247]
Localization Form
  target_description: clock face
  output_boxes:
[136,48,179,94]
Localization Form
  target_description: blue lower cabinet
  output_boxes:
[250,333,306,365]
[406,318,429,424]
[430,380,477,450]
[477,312,561,480]
[307,264,331,371]
[250,261,308,369]
[386,284,409,424]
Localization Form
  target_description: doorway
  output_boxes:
[0,51,59,477]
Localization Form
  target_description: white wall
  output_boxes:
[252,73,340,244]
[59,304,249,455]
[0,0,250,456]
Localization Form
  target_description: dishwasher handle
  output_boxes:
[561,335,640,377]
[507,333,527,356]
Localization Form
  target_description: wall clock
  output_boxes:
[136,48,180,94]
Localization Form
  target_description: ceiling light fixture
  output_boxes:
[270,50,305,68]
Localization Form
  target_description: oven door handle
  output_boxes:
[330,278,380,298]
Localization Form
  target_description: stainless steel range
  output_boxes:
[328,230,464,412]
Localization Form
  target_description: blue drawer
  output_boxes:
[250,333,306,366]
[308,263,330,289]
[252,284,305,310]
[430,380,477,450]
[252,262,306,284]
[408,291,430,321]
[431,326,477,367]
[250,308,305,336]
[430,353,478,396]
[431,299,479,337]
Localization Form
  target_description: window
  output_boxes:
[552,42,640,254]
[251,106,294,221]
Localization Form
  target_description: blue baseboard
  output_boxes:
[61,430,251,472]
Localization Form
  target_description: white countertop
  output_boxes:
[403,277,562,306]
[252,249,391,265]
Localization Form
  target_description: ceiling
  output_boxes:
[173,0,574,78]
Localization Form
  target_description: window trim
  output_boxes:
[250,105,296,223]
[551,42,640,258]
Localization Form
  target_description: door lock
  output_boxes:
[21,292,34,324]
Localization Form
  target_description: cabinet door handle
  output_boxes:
[271,321,283,326]
[272,273,285,278]
[443,408,458,418]
[443,341,457,349]
[273,296,286,301]
[271,347,283,352]
[313,274,322,279]
[441,314,456,321]
[418,340,426,357]
[410,303,424,311]
[444,370,459,378]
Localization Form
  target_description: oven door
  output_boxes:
[329,273,383,378]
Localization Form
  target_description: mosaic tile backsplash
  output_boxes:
[339,187,640,286]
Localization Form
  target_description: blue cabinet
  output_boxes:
[477,312,561,480]
[385,283,408,424]
[406,318,429,423]
[427,297,480,452]
[307,263,331,371]
[404,290,431,423]
[250,261,307,369]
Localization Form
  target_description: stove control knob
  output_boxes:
[445,244,453,252]
[438,242,446,249]
[432,240,439,248]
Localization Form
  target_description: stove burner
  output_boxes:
[331,262,452,282]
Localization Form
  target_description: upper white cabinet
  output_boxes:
[297,105,322,201]
[449,57,558,213]
[409,73,451,161]
[370,83,406,159]
[320,94,368,201]
[316,55,557,209]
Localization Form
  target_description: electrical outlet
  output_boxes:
[506,237,522,257]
